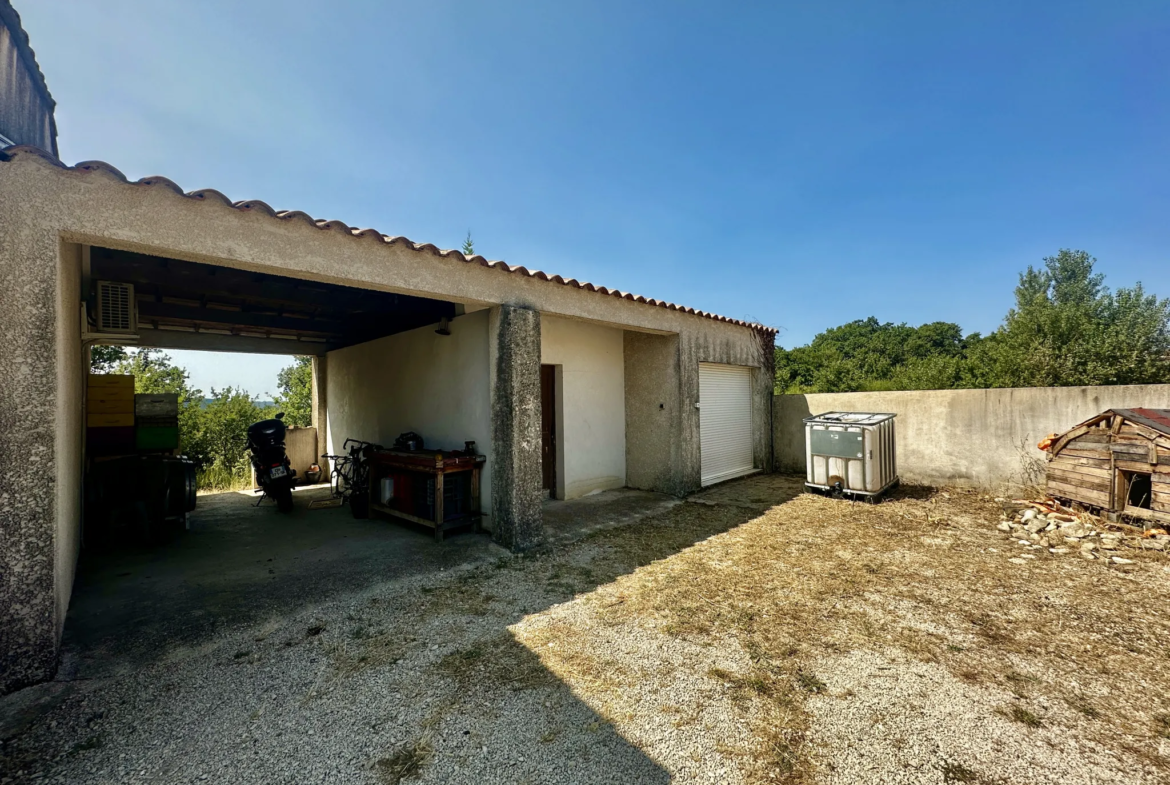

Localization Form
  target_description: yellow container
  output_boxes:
[87,413,135,428]
[87,396,136,413]
[87,374,135,390]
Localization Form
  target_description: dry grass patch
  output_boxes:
[583,481,1170,782]
[435,631,558,692]
[375,736,433,785]
[328,631,406,677]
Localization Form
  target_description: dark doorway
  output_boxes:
[541,365,556,494]
[1126,471,1153,509]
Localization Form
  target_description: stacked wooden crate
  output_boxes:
[135,393,180,451]
[87,374,136,455]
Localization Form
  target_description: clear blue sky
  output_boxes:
[19,1,1170,396]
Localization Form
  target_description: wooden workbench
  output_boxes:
[365,449,485,541]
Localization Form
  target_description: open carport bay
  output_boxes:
[61,486,494,679]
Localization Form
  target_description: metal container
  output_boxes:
[804,412,898,497]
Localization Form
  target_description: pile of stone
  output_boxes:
[995,503,1169,563]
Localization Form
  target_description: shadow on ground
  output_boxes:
[2,475,805,784]
[60,486,491,680]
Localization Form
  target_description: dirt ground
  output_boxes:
[3,476,1169,784]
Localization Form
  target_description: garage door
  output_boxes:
[698,363,754,486]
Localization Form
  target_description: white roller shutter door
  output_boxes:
[698,363,755,486]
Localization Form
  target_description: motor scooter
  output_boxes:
[247,412,296,512]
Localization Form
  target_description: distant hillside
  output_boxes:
[201,398,275,409]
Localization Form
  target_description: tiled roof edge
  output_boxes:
[2,145,778,334]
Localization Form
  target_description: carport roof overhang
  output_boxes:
[91,246,458,356]
[1,146,777,338]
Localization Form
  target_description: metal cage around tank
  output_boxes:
[804,412,899,498]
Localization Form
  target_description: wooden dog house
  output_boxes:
[1044,408,1170,525]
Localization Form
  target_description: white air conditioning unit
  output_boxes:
[95,281,137,334]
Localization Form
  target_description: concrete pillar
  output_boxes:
[489,305,544,551]
[311,354,327,455]
[0,230,66,694]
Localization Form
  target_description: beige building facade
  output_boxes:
[0,147,775,693]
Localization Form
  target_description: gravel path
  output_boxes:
[3,477,1169,784]
[806,649,1155,785]
[0,492,757,785]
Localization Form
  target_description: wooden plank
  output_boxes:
[1115,459,1158,473]
[1051,455,1111,470]
[1111,442,1151,455]
[1045,469,1111,493]
[1047,463,1112,482]
[370,501,438,529]
[1071,432,1112,444]
[1046,479,1110,506]
[1052,419,1108,456]
[1060,447,1111,459]
[1047,460,1111,479]
[1122,421,1165,441]
[469,466,482,532]
[1122,505,1170,524]
[435,472,445,536]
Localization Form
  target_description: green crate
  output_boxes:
[136,425,179,451]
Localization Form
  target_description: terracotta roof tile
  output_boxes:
[3,146,775,334]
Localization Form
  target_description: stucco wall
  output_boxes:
[774,385,1170,490]
[325,310,492,513]
[540,315,626,499]
[624,331,684,495]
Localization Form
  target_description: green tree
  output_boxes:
[974,249,1170,387]
[461,230,475,257]
[774,249,1170,393]
[774,318,975,393]
[272,356,313,427]
[112,349,205,461]
[192,387,270,488]
[90,345,128,373]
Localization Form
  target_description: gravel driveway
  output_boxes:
[3,476,1169,784]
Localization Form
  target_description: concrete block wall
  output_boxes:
[774,384,1170,490]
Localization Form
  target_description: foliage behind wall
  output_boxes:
[91,349,316,490]
[776,250,1170,393]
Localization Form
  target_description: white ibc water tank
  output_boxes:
[804,412,898,496]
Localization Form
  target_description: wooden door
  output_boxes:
[540,365,556,493]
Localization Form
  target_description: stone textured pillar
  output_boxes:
[0,229,62,694]
[490,305,544,551]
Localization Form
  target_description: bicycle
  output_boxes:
[322,438,383,518]
[321,452,353,500]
